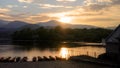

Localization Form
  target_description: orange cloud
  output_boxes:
[0,8,11,13]
[24,13,59,23]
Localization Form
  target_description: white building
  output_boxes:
[105,25,120,60]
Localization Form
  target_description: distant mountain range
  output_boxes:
[3,21,29,29]
[0,19,115,39]
[37,20,63,27]
[37,20,99,29]
[0,20,9,27]
[1,19,118,31]
[0,19,100,30]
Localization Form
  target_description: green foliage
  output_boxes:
[12,26,112,43]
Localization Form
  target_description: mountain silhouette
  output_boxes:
[0,19,99,30]
[37,20,64,27]
[3,21,29,29]
[0,19,9,27]
[37,20,98,29]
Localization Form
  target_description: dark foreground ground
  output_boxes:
[0,61,115,68]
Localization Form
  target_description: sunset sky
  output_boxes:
[0,0,120,27]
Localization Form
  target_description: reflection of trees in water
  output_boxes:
[12,41,61,47]
[12,41,103,52]
[12,41,63,51]
[12,41,86,52]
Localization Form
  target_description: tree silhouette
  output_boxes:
[12,26,112,44]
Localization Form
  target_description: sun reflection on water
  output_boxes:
[60,47,69,59]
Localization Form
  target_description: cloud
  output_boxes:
[47,3,120,27]
[39,4,73,9]
[18,0,33,3]
[0,13,13,21]
[0,0,119,27]
[83,0,120,11]
[8,5,28,8]
[23,12,64,23]
[83,0,112,11]
[56,0,76,2]
[39,4,64,8]
[0,8,11,13]
[66,12,103,17]
[7,5,13,8]
[97,0,112,3]
[9,13,30,18]
[0,11,32,22]
[84,0,120,6]
[72,16,120,27]
[23,6,28,8]
[80,17,120,22]
[7,5,18,8]
[0,13,33,22]
[25,13,58,23]
[84,4,110,11]
[84,0,112,5]
[110,0,120,5]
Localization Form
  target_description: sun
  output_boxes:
[59,17,72,23]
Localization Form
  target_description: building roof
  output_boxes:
[106,24,120,43]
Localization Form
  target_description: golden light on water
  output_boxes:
[60,47,68,58]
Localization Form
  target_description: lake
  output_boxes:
[0,43,105,61]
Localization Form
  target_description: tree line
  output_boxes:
[12,26,112,43]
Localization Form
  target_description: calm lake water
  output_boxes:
[0,44,105,61]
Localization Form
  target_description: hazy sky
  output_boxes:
[0,0,120,27]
